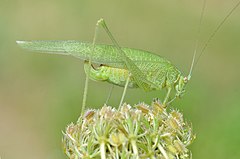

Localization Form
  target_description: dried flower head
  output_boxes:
[63,100,195,159]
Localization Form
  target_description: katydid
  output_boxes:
[16,37,182,106]
[16,1,240,112]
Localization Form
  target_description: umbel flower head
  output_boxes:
[63,100,195,159]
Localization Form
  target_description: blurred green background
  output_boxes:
[0,0,240,158]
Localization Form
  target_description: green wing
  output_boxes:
[16,40,163,91]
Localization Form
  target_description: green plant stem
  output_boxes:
[131,140,139,158]
[158,143,169,159]
[100,142,106,159]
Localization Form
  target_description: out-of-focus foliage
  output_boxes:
[0,0,240,159]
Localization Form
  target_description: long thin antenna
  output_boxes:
[192,1,240,74]
[188,0,207,80]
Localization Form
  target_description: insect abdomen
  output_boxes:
[84,61,181,91]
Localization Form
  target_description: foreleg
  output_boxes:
[163,87,172,107]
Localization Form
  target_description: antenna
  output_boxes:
[188,0,240,79]
[188,0,206,80]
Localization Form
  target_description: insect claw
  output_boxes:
[162,104,167,108]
